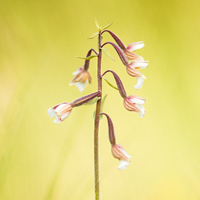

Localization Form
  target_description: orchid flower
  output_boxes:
[111,144,131,170]
[48,102,73,123]
[124,95,146,117]
[70,66,92,92]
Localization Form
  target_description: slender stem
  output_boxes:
[94,32,102,200]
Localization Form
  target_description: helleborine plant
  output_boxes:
[48,18,148,200]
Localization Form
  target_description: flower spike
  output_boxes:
[124,95,146,118]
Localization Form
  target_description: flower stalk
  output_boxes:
[94,32,102,200]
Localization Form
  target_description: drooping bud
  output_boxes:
[72,91,101,107]
[124,95,146,118]
[111,144,131,170]
[101,42,129,66]
[48,103,73,123]
[102,70,127,98]
[100,113,116,145]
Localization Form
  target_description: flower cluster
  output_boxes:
[48,23,148,171]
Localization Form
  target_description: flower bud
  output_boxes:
[48,103,73,123]
[124,95,146,118]
[111,144,131,170]
[70,66,92,92]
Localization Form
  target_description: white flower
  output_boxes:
[111,144,131,170]
[70,67,92,92]
[48,102,73,123]
[124,95,146,118]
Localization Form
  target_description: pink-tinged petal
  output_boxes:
[124,50,144,61]
[126,65,146,79]
[111,144,131,163]
[126,42,144,52]
[118,160,130,170]
[128,95,146,104]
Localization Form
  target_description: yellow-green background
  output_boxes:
[0,0,199,199]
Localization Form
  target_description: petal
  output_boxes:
[120,149,131,159]
[73,70,80,75]
[60,112,70,120]
[55,103,68,113]
[127,42,144,52]
[72,67,83,75]
[130,60,148,69]
[129,96,145,104]
[53,116,62,123]
[118,160,130,170]
[74,79,88,92]
[137,62,148,69]
[135,104,145,118]
[48,108,56,117]
[134,77,144,90]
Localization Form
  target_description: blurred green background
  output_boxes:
[0,0,200,199]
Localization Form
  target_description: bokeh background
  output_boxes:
[0,0,200,199]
